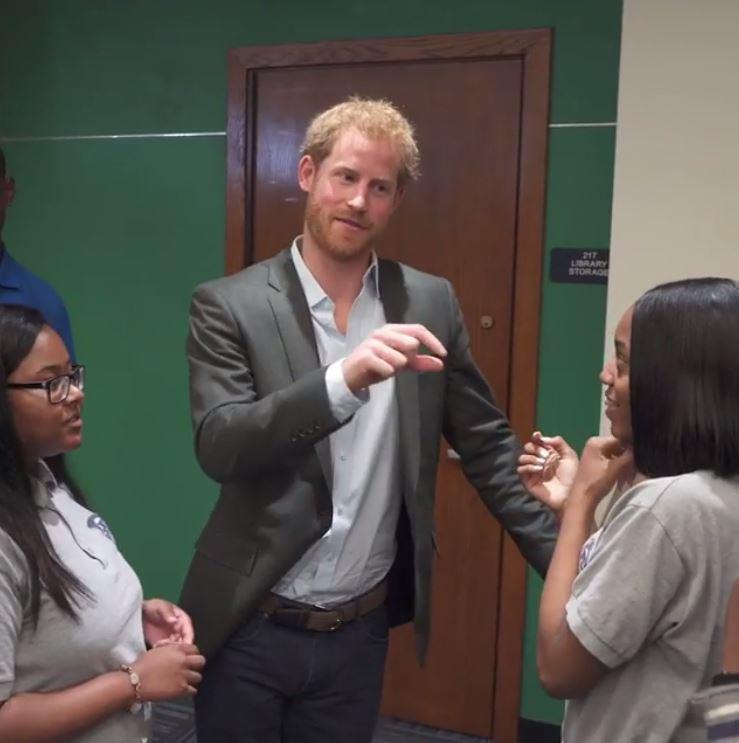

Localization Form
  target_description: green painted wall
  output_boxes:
[0,0,621,725]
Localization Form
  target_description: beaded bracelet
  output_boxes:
[120,664,144,714]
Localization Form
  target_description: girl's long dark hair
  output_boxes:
[0,304,91,625]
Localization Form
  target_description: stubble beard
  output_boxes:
[304,198,377,263]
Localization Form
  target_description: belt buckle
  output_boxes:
[326,612,344,631]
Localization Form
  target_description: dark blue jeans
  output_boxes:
[194,604,389,742]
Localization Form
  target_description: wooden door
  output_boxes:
[225,32,550,743]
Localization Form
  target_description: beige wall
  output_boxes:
[602,0,739,431]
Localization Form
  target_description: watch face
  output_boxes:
[130,671,140,685]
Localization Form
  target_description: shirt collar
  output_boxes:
[0,243,22,290]
[31,459,59,507]
[290,237,380,309]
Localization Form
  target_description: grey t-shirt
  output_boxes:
[0,461,149,742]
[564,471,739,743]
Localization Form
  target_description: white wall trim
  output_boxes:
[0,131,226,143]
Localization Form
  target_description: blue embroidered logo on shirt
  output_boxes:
[87,514,114,542]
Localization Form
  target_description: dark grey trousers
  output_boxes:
[194,604,389,742]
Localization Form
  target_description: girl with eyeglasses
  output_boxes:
[0,304,205,742]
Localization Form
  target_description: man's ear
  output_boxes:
[390,184,405,212]
[298,155,316,193]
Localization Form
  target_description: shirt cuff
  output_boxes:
[325,360,368,422]
[566,595,624,669]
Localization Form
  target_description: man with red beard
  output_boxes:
[181,98,557,742]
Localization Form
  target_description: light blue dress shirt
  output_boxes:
[273,239,401,607]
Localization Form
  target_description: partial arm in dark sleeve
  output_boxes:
[440,280,558,576]
[188,284,345,483]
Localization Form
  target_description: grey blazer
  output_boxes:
[180,248,557,660]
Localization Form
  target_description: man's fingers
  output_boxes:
[384,324,447,358]
[368,341,443,375]
[408,355,444,373]
[368,341,408,377]
[344,324,447,393]
[373,328,421,356]
[360,351,396,381]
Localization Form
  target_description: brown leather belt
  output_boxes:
[258,581,387,632]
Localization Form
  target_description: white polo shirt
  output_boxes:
[0,460,150,742]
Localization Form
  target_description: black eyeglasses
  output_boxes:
[7,364,86,404]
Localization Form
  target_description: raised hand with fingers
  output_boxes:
[142,598,195,647]
[570,436,635,505]
[341,323,447,394]
[517,431,580,516]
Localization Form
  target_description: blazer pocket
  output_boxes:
[195,531,259,576]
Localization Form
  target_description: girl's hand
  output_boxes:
[517,432,579,516]
[131,643,205,701]
[142,599,195,647]
[570,436,635,505]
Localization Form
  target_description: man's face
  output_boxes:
[298,127,404,262]
[0,174,16,235]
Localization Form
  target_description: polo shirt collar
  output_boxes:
[31,459,59,507]
[0,243,22,290]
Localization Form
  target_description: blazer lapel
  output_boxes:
[266,249,333,488]
[378,260,420,501]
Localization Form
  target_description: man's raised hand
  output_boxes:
[342,323,447,394]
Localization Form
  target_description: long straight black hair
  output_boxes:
[630,278,739,479]
[0,304,91,625]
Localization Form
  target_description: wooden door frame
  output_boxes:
[224,29,551,743]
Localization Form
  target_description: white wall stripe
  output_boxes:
[549,122,617,128]
[0,123,615,143]
[0,131,226,143]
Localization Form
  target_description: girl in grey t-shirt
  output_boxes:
[0,305,205,741]
[519,278,739,742]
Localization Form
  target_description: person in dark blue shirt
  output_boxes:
[0,147,75,359]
